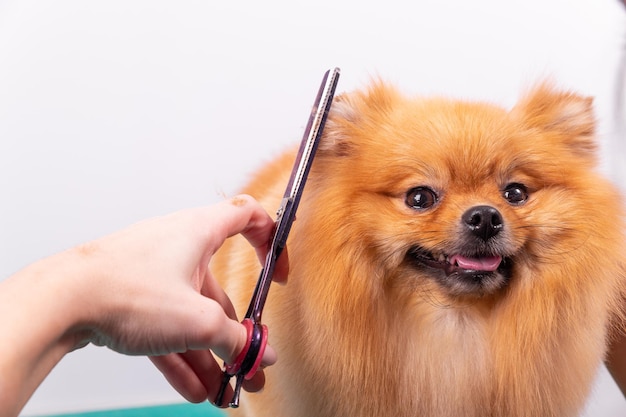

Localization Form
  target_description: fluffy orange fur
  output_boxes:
[212,82,626,417]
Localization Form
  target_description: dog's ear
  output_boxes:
[317,93,361,157]
[318,81,399,157]
[511,83,597,160]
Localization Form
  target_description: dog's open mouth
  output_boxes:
[408,247,513,296]
[412,249,503,275]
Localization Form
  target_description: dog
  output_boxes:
[212,81,626,416]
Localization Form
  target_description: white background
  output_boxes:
[1,0,625,415]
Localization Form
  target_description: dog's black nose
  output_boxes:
[462,205,503,241]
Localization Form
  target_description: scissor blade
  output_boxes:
[284,67,340,211]
[244,67,341,322]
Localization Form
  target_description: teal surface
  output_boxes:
[44,403,226,417]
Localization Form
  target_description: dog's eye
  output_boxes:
[405,187,438,210]
[503,183,528,205]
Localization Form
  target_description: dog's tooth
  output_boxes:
[438,253,446,262]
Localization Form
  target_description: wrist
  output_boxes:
[0,249,96,414]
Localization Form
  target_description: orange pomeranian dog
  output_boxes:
[212,82,626,417]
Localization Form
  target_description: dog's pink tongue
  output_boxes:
[449,255,502,271]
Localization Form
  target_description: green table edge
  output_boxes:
[42,403,226,417]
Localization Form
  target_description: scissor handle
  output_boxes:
[225,318,268,380]
[214,318,268,408]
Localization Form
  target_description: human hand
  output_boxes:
[72,195,288,404]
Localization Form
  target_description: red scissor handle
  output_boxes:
[215,318,268,407]
[224,318,268,379]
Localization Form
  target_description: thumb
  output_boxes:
[185,296,277,367]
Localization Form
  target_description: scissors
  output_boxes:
[214,67,341,408]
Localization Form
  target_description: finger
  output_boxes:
[242,369,266,393]
[166,293,248,364]
[271,248,289,284]
[203,195,290,284]
[199,195,276,256]
[213,195,286,274]
[150,353,234,408]
[150,354,211,403]
[189,300,249,364]
[201,269,239,322]
[241,344,277,393]
[261,344,277,367]
[178,349,233,406]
